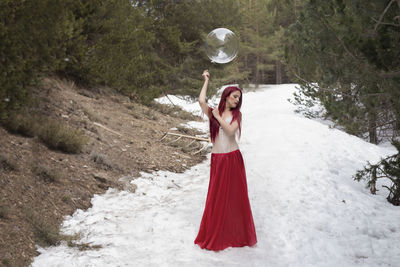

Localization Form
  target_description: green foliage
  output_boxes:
[354,140,400,206]
[287,0,400,205]
[0,0,295,116]
[85,1,159,96]
[237,0,297,84]
[0,0,83,116]
[286,0,400,143]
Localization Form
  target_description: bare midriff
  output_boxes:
[211,117,239,154]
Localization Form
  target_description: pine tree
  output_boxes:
[286,0,400,205]
[237,0,295,85]
[286,0,400,143]
[0,0,85,118]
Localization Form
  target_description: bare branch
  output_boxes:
[193,142,209,155]
[287,66,354,97]
[165,95,176,106]
[371,17,400,27]
[382,185,396,194]
[317,15,359,61]
[379,70,400,78]
[367,120,397,131]
[373,0,396,33]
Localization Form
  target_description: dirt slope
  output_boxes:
[0,77,208,266]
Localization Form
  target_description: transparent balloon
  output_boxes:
[205,28,239,64]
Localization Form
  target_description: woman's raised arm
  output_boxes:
[199,70,211,118]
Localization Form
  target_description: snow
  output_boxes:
[32,84,400,267]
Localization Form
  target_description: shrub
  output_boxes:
[91,153,114,170]
[38,119,89,153]
[1,112,37,137]
[31,164,61,183]
[148,101,197,121]
[24,208,63,247]
[354,140,400,206]
[0,206,9,219]
[0,154,18,172]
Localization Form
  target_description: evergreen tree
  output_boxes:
[0,0,82,117]
[286,0,400,204]
[354,140,400,206]
[237,0,296,85]
[286,0,400,143]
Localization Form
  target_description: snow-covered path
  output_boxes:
[32,85,400,267]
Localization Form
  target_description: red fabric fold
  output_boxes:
[194,149,257,251]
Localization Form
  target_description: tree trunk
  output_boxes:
[255,1,259,87]
[275,60,282,84]
[368,112,378,144]
[370,167,377,194]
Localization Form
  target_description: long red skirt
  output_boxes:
[194,149,257,251]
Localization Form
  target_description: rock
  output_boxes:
[124,183,137,193]
[118,175,135,183]
[93,173,108,183]
[97,183,109,190]
[117,175,137,193]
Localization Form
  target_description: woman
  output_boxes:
[194,70,257,251]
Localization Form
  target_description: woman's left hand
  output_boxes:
[212,108,220,119]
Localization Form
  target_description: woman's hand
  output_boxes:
[202,70,210,81]
[212,108,220,119]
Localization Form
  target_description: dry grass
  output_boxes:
[90,152,115,170]
[23,208,74,247]
[148,101,197,121]
[2,258,11,267]
[1,112,38,137]
[62,195,72,204]
[83,107,103,123]
[0,206,10,219]
[144,108,158,121]
[1,110,89,154]
[38,119,89,154]
[0,153,18,172]
[31,164,61,183]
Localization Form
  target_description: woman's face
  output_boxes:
[226,90,241,109]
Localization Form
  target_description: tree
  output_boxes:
[286,0,400,204]
[0,0,83,118]
[286,0,400,143]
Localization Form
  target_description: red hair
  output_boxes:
[208,86,242,142]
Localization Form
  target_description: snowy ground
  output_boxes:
[32,84,400,267]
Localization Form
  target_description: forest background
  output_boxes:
[1,0,399,141]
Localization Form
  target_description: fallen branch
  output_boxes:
[167,136,182,144]
[93,122,122,137]
[193,142,210,155]
[160,132,210,142]
[165,95,176,106]
[186,139,196,147]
